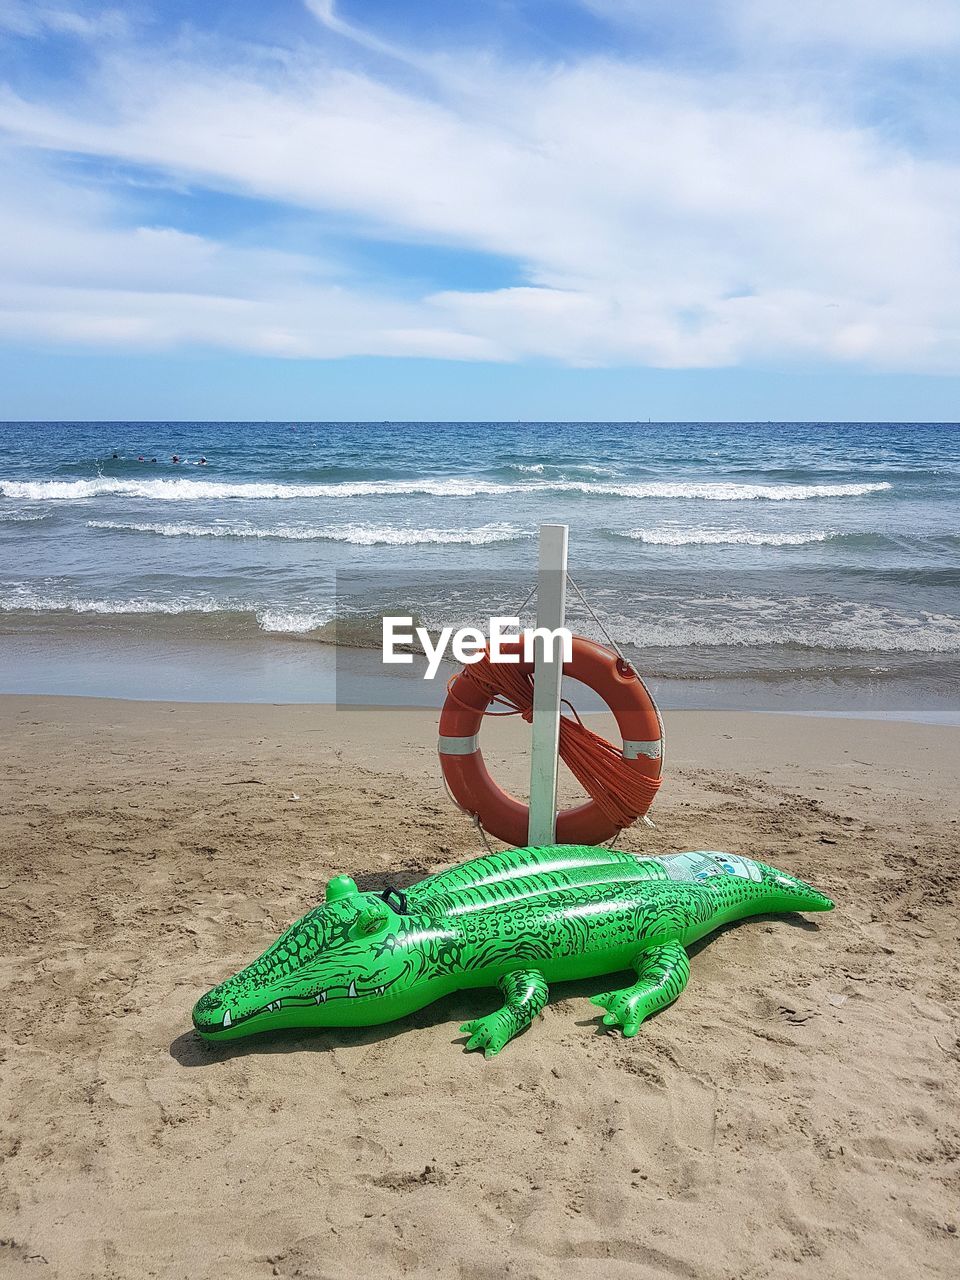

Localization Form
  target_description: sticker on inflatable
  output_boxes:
[658,852,723,882]
[659,852,763,883]
[713,853,763,881]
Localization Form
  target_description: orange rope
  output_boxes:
[450,653,661,834]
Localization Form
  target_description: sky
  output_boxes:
[1,0,959,421]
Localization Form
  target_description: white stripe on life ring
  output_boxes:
[438,734,480,756]
[623,739,662,760]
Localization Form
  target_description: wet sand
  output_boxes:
[1,696,958,1279]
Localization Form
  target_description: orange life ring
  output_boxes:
[438,635,662,847]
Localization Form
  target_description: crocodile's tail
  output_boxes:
[750,860,834,914]
[661,851,834,922]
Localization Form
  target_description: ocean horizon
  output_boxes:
[2,419,958,722]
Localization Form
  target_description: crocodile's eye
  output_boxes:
[354,905,389,938]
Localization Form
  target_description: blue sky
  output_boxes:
[1,0,959,420]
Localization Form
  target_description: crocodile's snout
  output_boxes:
[191,876,404,1040]
[192,987,231,1033]
[192,982,256,1034]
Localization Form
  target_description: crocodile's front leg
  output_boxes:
[591,941,690,1037]
[460,970,549,1058]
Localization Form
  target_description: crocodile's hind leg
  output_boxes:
[591,942,690,1037]
[460,970,549,1058]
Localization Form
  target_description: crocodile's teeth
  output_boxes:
[315,991,327,1004]
[348,980,357,998]
[378,986,385,996]
[222,1009,232,1028]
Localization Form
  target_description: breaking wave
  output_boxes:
[253,608,333,634]
[613,528,835,547]
[87,519,528,546]
[2,591,958,653]
[504,462,621,477]
[0,477,893,502]
[0,589,334,635]
[0,510,51,523]
[0,592,227,617]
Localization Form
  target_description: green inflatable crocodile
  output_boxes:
[192,844,833,1057]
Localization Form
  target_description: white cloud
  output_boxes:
[0,152,506,359]
[731,0,960,54]
[0,2,127,40]
[0,4,959,369]
[581,0,960,55]
[303,0,426,69]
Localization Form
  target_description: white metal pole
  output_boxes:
[527,523,568,846]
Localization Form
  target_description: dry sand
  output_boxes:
[1,696,958,1279]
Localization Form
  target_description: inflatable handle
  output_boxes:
[381,886,409,914]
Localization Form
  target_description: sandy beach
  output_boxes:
[0,695,957,1279]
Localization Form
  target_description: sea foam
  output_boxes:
[254,608,333,634]
[87,520,528,546]
[1,477,893,502]
[0,592,226,616]
[616,529,835,546]
[2,591,957,652]
[0,589,333,635]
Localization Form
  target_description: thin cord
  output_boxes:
[474,814,499,854]
[512,583,537,618]
[440,737,505,853]
[565,571,666,771]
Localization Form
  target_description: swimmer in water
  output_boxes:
[197,456,208,465]
[172,455,181,463]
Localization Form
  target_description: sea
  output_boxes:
[1,421,958,722]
